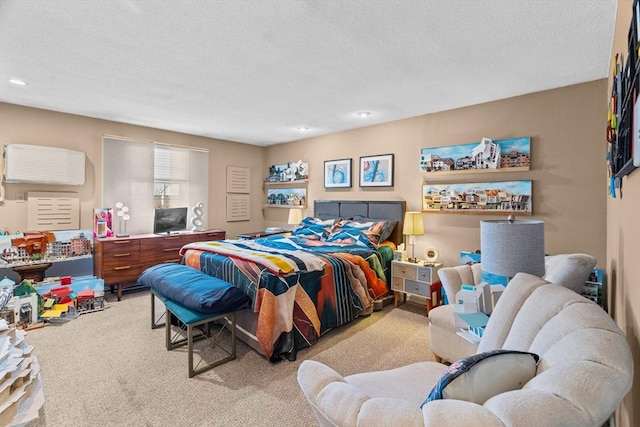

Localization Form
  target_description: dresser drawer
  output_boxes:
[101,265,141,285]
[140,252,183,270]
[404,280,430,298]
[100,251,140,269]
[182,231,226,244]
[195,230,225,241]
[393,263,417,280]
[140,235,185,251]
[100,239,140,254]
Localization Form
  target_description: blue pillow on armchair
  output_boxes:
[423,349,539,406]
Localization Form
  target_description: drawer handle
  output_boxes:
[114,266,132,271]
[166,258,181,263]
[421,273,426,278]
[163,248,180,252]
[113,253,131,257]
[414,286,419,291]
[401,269,406,273]
[165,236,180,240]
[114,240,131,244]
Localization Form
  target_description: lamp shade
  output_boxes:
[287,208,303,225]
[402,211,425,236]
[480,219,545,278]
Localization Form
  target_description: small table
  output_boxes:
[391,260,443,314]
[12,263,53,283]
[237,230,291,240]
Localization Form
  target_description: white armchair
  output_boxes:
[429,253,598,363]
[298,273,632,427]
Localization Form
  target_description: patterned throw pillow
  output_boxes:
[423,350,539,406]
[292,217,336,241]
[351,216,397,242]
[326,219,391,247]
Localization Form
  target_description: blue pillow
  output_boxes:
[292,217,336,241]
[138,263,251,314]
[423,350,539,405]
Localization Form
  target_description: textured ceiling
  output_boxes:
[0,0,617,146]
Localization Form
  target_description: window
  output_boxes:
[102,137,208,234]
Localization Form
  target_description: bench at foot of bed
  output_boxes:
[139,263,252,378]
[151,288,237,377]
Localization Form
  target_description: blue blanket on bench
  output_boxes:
[138,263,251,314]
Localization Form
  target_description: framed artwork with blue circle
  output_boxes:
[324,158,352,189]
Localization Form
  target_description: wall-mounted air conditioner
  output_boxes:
[2,144,86,185]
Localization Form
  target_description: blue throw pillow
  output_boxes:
[292,217,336,241]
[423,349,539,406]
[138,263,251,314]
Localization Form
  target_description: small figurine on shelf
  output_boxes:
[115,202,130,238]
[191,202,205,232]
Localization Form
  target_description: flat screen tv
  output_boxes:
[153,207,188,234]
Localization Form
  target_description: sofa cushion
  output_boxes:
[423,350,539,405]
[138,263,251,314]
[543,253,597,293]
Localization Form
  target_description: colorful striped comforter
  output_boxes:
[180,236,393,361]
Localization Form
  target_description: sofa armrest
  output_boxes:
[422,400,505,427]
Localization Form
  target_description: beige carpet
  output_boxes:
[25,290,436,426]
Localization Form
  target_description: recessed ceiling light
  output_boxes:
[8,78,27,86]
[297,126,309,131]
[356,111,371,118]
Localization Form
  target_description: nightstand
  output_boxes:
[391,260,443,314]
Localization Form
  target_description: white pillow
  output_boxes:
[423,350,539,405]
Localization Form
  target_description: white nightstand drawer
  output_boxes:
[417,265,440,283]
[391,276,404,291]
[404,280,430,298]
[393,263,418,280]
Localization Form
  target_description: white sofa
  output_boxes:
[429,253,597,363]
[297,272,632,427]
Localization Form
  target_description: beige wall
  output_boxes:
[267,81,608,270]
[0,103,266,238]
[608,1,640,425]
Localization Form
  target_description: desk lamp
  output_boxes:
[287,208,303,229]
[402,211,424,263]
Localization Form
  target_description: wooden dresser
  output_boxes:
[93,229,225,300]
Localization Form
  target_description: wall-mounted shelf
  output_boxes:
[422,166,529,177]
[264,179,308,187]
[422,209,532,216]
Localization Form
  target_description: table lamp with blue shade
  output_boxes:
[480,216,545,282]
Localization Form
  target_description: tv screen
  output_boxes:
[153,207,188,234]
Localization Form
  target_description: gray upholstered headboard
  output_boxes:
[314,200,406,245]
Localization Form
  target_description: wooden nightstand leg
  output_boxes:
[394,291,399,307]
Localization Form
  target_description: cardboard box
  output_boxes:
[491,284,506,309]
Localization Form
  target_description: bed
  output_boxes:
[179,200,406,362]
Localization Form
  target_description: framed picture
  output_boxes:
[422,180,532,215]
[420,137,530,174]
[324,158,352,188]
[359,154,394,187]
[265,187,307,208]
